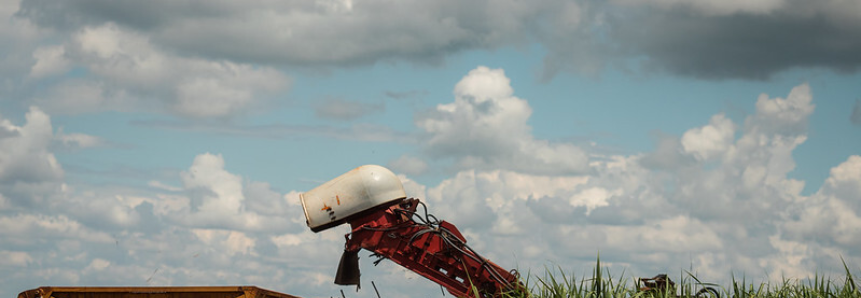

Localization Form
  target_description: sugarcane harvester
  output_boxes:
[300,165,522,297]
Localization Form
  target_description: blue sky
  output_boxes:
[1,1,860,297]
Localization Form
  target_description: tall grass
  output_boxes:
[494,257,860,298]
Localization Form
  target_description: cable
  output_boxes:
[355,198,519,294]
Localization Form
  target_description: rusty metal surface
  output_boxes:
[17,286,302,298]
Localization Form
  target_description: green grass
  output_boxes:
[487,257,861,298]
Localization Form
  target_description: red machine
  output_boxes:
[300,165,522,297]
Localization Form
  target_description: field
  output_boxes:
[492,258,861,298]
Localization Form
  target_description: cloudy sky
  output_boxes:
[2,0,861,297]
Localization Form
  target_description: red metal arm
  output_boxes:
[341,198,522,298]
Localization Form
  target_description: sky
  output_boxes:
[1,0,861,297]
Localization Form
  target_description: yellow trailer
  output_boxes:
[17,286,302,298]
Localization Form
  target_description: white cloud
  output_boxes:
[244,181,290,217]
[3,81,861,298]
[33,23,291,119]
[823,155,861,200]
[8,0,861,91]
[3,85,836,298]
[397,174,428,201]
[29,45,71,78]
[681,113,735,161]
[192,229,256,256]
[425,169,589,231]
[181,153,244,215]
[84,258,111,271]
[0,0,42,82]
[0,107,65,205]
[34,79,133,115]
[0,250,33,267]
[168,153,302,233]
[0,213,113,243]
[749,83,815,135]
[567,187,616,215]
[148,180,182,192]
[55,129,103,149]
[765,234,814,279]
[603,216,724,253]
[403,82,857,285]
[640,133,696,169]
[150,1,545,66]
[174,78,253,118]
[0,107,402,297]
[668,84,813,224]
[417,66,590,175]
[54,191,144,231]
[782,155,861,248]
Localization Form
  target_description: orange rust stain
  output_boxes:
[321,203,331,211]
[336,195,341,205]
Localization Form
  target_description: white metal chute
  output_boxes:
[300,165,406,232]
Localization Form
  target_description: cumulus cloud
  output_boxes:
[407,82,858,284]
[425,169,590,230]
[0,0,42,84]
[781,155,861,254]
[54,129,104,150]
[2,0,856,119]
[0,213,114,243]
[0,109,391,298]
[669,85,811,224]
[192,229,256,256]
[640,132,696,170]
[0,250,33,267]
[55,192,144,232]
[418,161,727,277]
[28,23,290,119]
[17,0,546,66]
[181,153,244,216]
[748,83,814,134]
[417,66,590,175]
[29,45,71,78]
[0,107,65,206]
[169,153,300,232]
[8,0,595,82]
[0,107,153,253]
[0,145,337,297]
[823,155,861,201]
[2,82,861,297]
[681,114,736,161]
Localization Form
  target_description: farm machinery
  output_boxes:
[301,165,721,298]
[638,274,720,298]
[300,165,523,297]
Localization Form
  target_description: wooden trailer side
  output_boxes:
[17,286,302,298]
